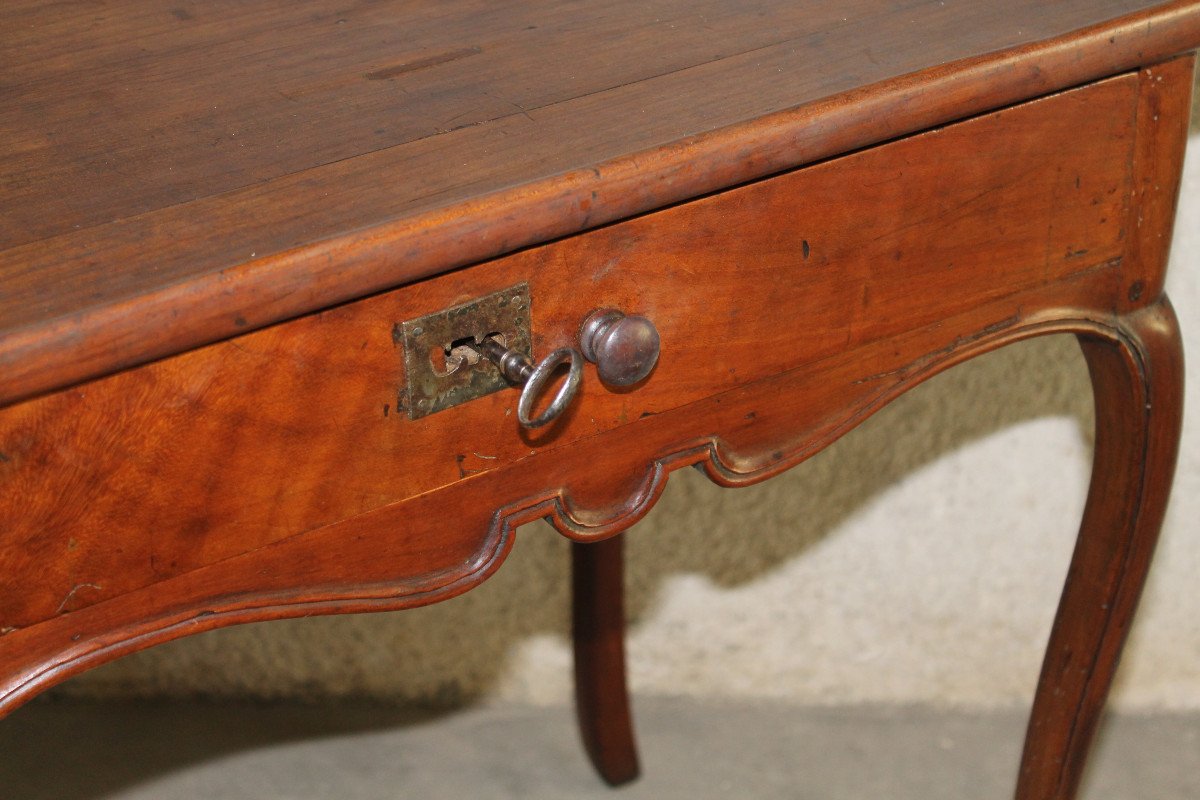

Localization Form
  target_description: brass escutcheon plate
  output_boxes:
[399,283,532,420]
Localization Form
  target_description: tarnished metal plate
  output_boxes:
[399,283,532,420]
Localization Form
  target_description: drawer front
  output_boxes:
[0,75,1137,639]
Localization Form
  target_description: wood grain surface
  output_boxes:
[2,0,1200,405]
[0,290,1172,723]
[1016,55,1193,800]
[3,59,1186,722]
[0,74,1138,633]
[1,6,1195,792]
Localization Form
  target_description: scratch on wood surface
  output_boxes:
[457,451,500,478]
[365,47,482,80]
[56,583,103,614]
[852,311,1023,385]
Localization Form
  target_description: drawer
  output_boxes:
[0,73,1139,696]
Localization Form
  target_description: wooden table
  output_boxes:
[1,2,1197,796]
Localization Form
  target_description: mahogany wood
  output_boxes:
[572,536,639,786]
[3,1,1200,406]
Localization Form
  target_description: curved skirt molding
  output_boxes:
[0,296,1171,718]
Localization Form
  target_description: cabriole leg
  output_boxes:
[1016,299,1184,799]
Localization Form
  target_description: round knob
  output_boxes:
[517,347,583,429]
[579,309,660,386]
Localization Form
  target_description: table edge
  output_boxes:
[2,1,1198,408]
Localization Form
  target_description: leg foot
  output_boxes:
[572,534,640,786]
[1016,300,1184,799]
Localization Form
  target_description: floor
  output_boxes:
[1,699,1196,799]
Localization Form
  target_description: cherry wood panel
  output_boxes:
[3,1,1200,406]
[1121,56,1198,309]
[0,75,1138,632]
[0,276,1161,720]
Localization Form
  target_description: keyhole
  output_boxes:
[429,332,503,377]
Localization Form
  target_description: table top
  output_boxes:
[2,0,1199,406]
